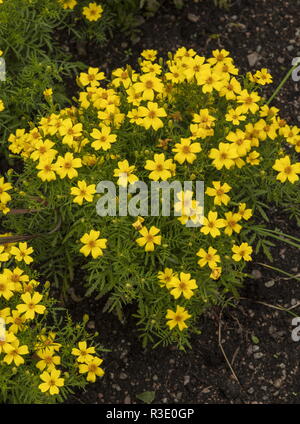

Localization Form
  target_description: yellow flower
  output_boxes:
[157,268,177,288]
[225,108,246,125]
[30,139,57,162]
[207,49,231,65]
[236,89,261,114]
[0,273,15,299]
[3,267,28,291]
[0,245,9,262]
[237,203,252,221]
[36,348,61,371]
[3,339,29,366]
[168,272,198,299]
[10,242,34,264]
[205,181,231,206]
[0,177,12,204]
[70,181,96,205]
[246,150,260,166]
[6,310,27,334]
[43,88,53,98]
[82,3,103,22]
[196,66,224,93]
[132,216,144,231]
[172,138,201,164]
[79,356,105,382]
[141,49,158,61]
[55,152,82,179]
[136,226,161,252]
[59,0,77,10]
[200,211,226,238]
[79,67,105,87]
[223,212,242,236]
[254,68,272,85]
[80,230,107,259]
[145,153,173,181]
[137,101,167,130]
[0,99,5,112]
[36,158,57,181]
[232,243,253,262]
[166,305,191,331]
[272,155,300,183]
[90,125,117,151]
[59,118,83,147]
[209,143,238,170]
[39,369,65,395]
[72,341,96,363]
[133,73,163,101]
[226,129,251,157]
[16,292,46,320]
[113,160,138,186]
[210,267,222,280]
[0,331,17,354]
[197,246,220,269]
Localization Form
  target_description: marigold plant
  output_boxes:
[1,47,300,348]
[0,240,105,403]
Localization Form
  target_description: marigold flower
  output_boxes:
[71,181,96,205]
[197,247,220,270]
[145,153,173,181]
[16,292,46,320]
[137,102,167,131]
[80,230,107,259]
[172,138,201,164]
[55,152,82,179]
[82,2,103,21]
[157,268,177,289]
[3,339,29,366]
[205,181,231,206]
[113,160,138,186]
[168,272,197,299]
[136,226,161,252]
[166,305,191,331]
[272,155,300,183]
[200,211,226,238]
[90,125,117,151]
[72,341,96,363]
[232,243,253,262]
[79,357,104,382]
[39,369,65,395]
[10,242,34,265]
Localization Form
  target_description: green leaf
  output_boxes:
[136,391,155,404]
[251,335,260,344]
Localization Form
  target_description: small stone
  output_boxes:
[87,321,95,329]
[278,57,285,64]
[248,387,255,394]
[202,387,210,393]
[184,375,190,386]
[187,13,200,22]
[273,379,283,388]
[251,269,262,279]
[119,372,128,380]
[265,280,275,288]
[254,352,264,359]
[247,52,260,67]
[124,395,131,404]
[153,375,158,381]
[287,45,294,51]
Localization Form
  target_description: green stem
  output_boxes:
[266,62,299,105]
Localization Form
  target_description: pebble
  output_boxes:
[184,375,190,386]
[287,45,294,51]
[253,352,264,359]
[248,387,255,394]
[124,395,131,404]
[119,372,128,380]
[153,375,158,381]
[265,280,275,288]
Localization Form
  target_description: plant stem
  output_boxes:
[266,62,299,105]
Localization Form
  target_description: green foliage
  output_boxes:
[1,48,300,349]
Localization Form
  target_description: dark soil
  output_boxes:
[65,0,300,404]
